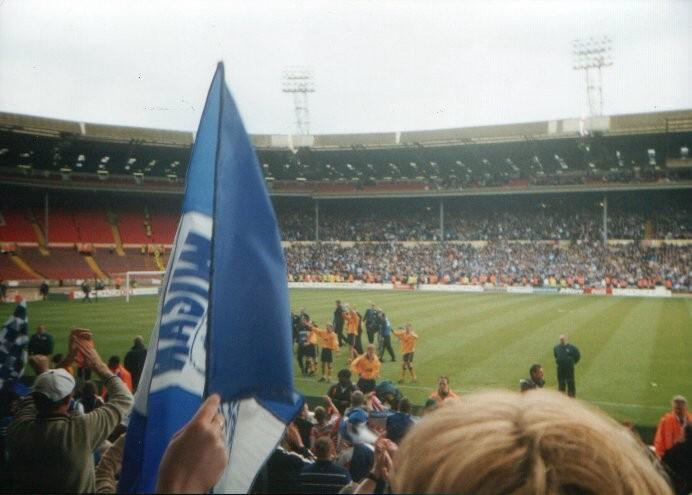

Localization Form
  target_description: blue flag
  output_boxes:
[119,63,303,493]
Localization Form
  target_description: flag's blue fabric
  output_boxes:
[119,63,302,493]
[206,63,303,493]
[0,300,28,390]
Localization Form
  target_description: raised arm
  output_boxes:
[75,340,133,451]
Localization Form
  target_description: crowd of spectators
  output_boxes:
[1,300,690,493]
[278,205,692,241]
[285,242,692,291]
[201,375,690,494]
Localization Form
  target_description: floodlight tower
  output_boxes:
[282,67,315,135]
[572,36,613,117]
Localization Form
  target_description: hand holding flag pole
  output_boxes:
[119,62,303,493]
[156,394,228,493]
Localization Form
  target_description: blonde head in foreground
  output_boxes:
[392,389,671,494]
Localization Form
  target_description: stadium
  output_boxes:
[1,2,691,494]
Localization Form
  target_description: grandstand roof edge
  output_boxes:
[310,181,692,200]
[2,108,691,148]
[3,175,691,199]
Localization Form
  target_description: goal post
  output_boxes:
[123,271,166,302]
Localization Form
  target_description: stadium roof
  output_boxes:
[1,109,691,197]
[2,108,692,149]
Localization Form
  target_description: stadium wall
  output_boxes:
[287,282,673,298]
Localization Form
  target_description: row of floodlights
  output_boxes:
[572,36,613,70]
[260,147,683,179]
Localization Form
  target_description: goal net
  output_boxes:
[119,271,166,302]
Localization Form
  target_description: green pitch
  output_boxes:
[11,290,691,427]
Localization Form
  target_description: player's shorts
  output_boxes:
[347,334,356,346]
[403,352,414,363]
[304,344,316,359]
[321,348,333,363]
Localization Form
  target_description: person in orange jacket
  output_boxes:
[101,356,133,397]
[311,323,339,383]
[350,344,381,394]
[343,305,361,362]
[393,323,418,384]
[654,395,692,458]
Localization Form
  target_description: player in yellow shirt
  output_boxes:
[350,344,381,393]
[343,305,361,362]
[312,323,339,383]
[393,323,418,384]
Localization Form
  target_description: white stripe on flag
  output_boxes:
[215,398,288,493]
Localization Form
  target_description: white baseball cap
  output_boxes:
[33,368,76,401]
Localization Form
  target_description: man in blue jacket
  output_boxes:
[378,312,395,362]
[553,335,581,397]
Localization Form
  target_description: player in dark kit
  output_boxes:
[333,300,346,347]
[297,324,312,375]
[553,335,580,397]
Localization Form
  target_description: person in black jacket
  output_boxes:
[327,369,357,415]
[663,423,692,495]
[520,364,545,392]
[39,281,49,301]
[332,300,346,347]
[553,335,580,397]
[28,324,54,356]
[81,282,91,303]
[124,336,147,391]
[299,437,350,494]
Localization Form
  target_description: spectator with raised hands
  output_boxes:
[7,329,133,493]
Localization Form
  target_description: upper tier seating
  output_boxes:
[46,205,112,244]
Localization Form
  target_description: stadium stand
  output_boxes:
[284,242,691,291]
[0,207,36,242]
[92,247,165,276]
[0,251,38,280]
[148,208,178,244]
[17,246,93,280]
[0,111,689,297]
[2,109,691,192]
[76,208,113,244]
[116,206,152,244]
[45,205,80,244]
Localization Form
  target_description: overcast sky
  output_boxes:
[0,0,690,135]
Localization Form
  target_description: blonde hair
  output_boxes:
[392,390,671,494]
